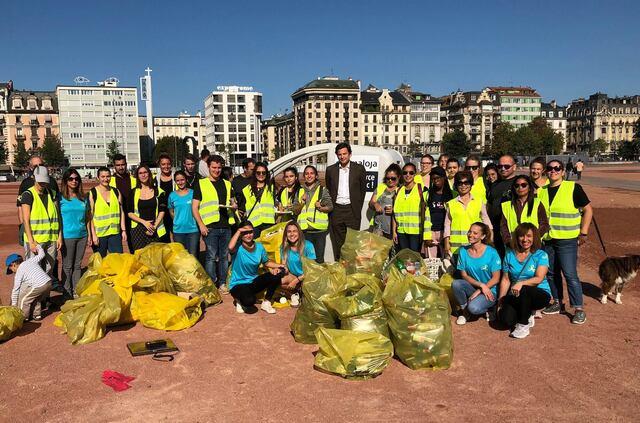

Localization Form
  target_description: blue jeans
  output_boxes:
[204,228,231,286]
[544,238,583,308]
[452,279,497,315]
[397,233,422,253]
[173,232,200,257]
[97,233,123,257]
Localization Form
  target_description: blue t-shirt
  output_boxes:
[456,245,502,295]
[60,196,87,239]
[229,242,269,289]
[281,240,316,277]
[168,190,198,234]
[502,248,551,295]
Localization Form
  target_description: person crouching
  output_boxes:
[6,244,52,321]
[228,221,285,314]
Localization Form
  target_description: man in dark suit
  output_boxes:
[325,142,367,261]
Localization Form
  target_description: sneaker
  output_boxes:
[260,300,276,314]
[486,309,496,322]
[571,309,587,325]
[510,323,530,339]
[534,310,542,319]
[542,302,561,315]
[218,284,229,295]
[235,302,245,314]
[528,314,535,328]
[456,315,467,325]
[290,293,300,307]
[33,315,43,322]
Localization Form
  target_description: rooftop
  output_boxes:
[487,86,541,98]
[293,76,360,94]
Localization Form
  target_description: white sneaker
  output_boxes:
[528,314,535,328]
[290,293,300,307]
[235,302,245,314]
[534,310,542,319]
[510,323,530,339]
[456,315,467,325]
[260,300,276,314]
[218,284,229,295]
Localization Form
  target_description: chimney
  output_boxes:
[551,100,557,108]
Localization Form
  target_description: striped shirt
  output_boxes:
[11,245,52,306]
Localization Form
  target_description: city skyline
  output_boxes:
[4,0,640,117]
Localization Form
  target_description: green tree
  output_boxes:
[106,139,121,165]
[529,117,563,155]
[442,130,471,158]
[0,139,8,164]
[513,126,542,156]
[488,122,515,157]
[587,138,608,159]
[153,136,186,164]
[13,138,30,168]
[617,140,640,161]
[40,134,66,167]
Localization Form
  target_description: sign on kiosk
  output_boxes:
[352,155,379,192]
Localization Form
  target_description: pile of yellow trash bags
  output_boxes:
[0,303,24,342]
[291,230,454,379]
[55,243,221,345]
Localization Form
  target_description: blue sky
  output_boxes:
[4,0,639,117]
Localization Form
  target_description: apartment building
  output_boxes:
[441,88,501,152]
[397,84,442,154]
[261,112,294,160]
[566,93,640,154]
[204,86,262,165]
[139,112,206,152]
[57,82,140,167]
[360,85,411,153]
[487,86,541,128]
[4,87,60,164]
[291,77,361,150]
[541,100,567,150]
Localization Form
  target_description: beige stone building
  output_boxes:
[541,101,567,151]
[360,85,411,154]
[441,89,500,152]
[4,88,59,165]
[139,112,206,153]
[0,82,10,155]
[292,77,361,150]
[566,93,640,155]
[261,112,294,160]
[398,84,443,154]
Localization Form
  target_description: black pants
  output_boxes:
[305,230,327,264]
[230,272,282,308]
[499,286,551,327]
[329,204,361,261]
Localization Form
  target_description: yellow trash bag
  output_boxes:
[314,327,394,380]
[438,273,456,306]
[54,281,122,345]
[162,243,222,306]
[130,292,202,331]
[323,273,389,338]
[75,252,104,296]
[290,258,345,344]
[0,306,24,341]
[384,249,431,280]
[382,266,453,370]
[134,244,178,294]
[340,228,393,275]
[256,222,289,263]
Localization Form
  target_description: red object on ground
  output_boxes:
[102,370,135,392]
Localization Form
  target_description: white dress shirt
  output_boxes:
[336,163,351,205]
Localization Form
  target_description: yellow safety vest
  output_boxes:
[538,181,581,240]
[242,184,275,227]
[24,186,59,243]
[501,199,541,234]
[109,173,137,190]
[394,184,423,236]
[298,186,329,231]
[130,187,167,238]
[471,178,487,204]
[447,197,483,254]
[92,187,121,237]
[198,178,236,226]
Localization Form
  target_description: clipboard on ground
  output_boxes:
[127,339,179,356]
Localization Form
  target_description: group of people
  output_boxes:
[368,151,592,338]
[6,143,594,337]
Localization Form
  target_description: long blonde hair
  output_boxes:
[281,220,306,265]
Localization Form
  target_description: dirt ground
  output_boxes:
[1,164,639,422]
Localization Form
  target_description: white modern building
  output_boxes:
[204,86,263,164]
[57,80,140,167]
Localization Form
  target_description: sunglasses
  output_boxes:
[457,180,471,186]
[497,164,513,170]
[466,165,479,171]
[546,165,563,172]
[403,171,415,175]
[255,171,267,176]
[515,182,529,189]
[68,176,80,181]
[386,177,398,181]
